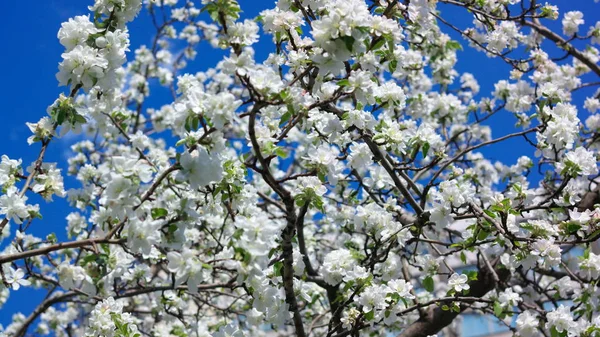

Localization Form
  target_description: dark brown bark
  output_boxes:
[396,183,600,337]
[396,262,510,337]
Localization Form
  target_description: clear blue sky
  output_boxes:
[0,0,598,334]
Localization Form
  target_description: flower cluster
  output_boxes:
[86,297,139,337]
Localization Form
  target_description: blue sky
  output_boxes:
[0,0,598,334]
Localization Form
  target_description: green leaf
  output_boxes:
[584,246,591,259]
[446,40,463,51]
[313,196,325,212]
[279,89,290,100]
[191,116,199,130]
[388,59,398,73]
[46,233,57,244]
[421,142,430,158]
[81,254,98,266]
[336,79,350,87]
[410,144,420,161]
[341,278,354,290]
[279,111,292,126]
[341,36,355,52]
[273,261,284,276]
[233,228,244,240]
[371,38,386,51]
[477,230,490,241]
[56,108,67,125]
[275,147,288,158]
[151,208,168,220]
[268,248,279,259]
[565,222,581,235]
[74,114,87,124]
[423,276,434,292]
[184,116,192,132]
[483,209,496,218]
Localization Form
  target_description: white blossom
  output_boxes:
[177,147,223,189]
[448,273,470,292]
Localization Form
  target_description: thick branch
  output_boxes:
[0,238,124,265]
[522,20,600,78]
[248,105,307,337]
[15,292,77,337]
[396,181,600,337]
[396,262,510,337]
